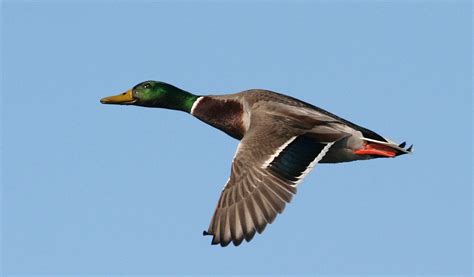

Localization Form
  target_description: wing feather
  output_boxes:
[205,111,343,246]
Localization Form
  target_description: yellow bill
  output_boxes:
[100,89,137,105]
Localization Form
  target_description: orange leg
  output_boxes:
[353,143,397,157]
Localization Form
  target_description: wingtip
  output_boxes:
[232,238,244,247]
[407,144,414,152]
[211,237,219,245]
[220,240,231,247]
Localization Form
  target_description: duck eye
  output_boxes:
[143,83,151,89]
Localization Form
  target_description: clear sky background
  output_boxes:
[1,1,472,276]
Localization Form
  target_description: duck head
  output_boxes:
[100,80,198,112]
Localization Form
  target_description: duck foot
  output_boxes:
[353,143,397,157]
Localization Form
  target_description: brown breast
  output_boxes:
[192,97,245,140]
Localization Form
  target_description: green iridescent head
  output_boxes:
[100,81,198,112]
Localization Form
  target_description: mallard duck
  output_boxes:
[100,81,412,247]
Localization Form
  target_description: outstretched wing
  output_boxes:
[204,112,344,246]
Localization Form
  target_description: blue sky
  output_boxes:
[1,1,472,276]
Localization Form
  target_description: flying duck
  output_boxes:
[100,81,412,247]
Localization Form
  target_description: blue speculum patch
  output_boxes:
[269,135,326,182]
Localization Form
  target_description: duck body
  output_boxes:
[101,81,412,247]
[190,89,406,163]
